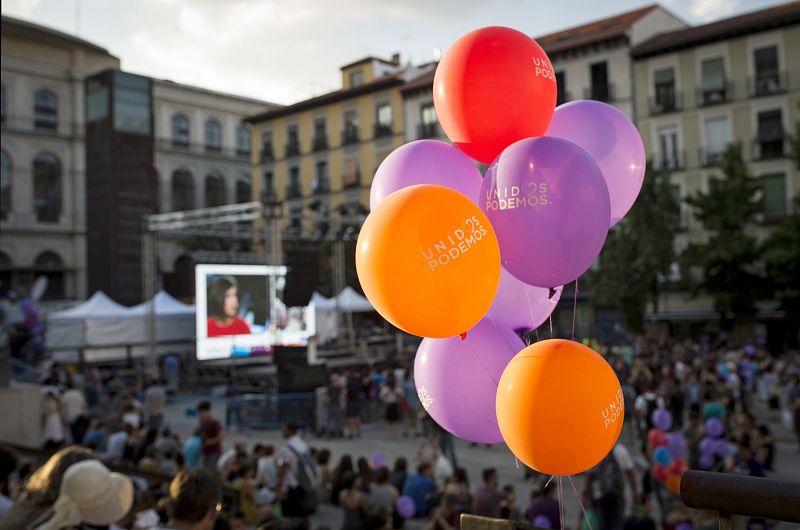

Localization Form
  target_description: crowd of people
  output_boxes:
[0,336,797,530]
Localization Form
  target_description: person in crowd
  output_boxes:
[500,484,522,521]
[338,470,366,530]
[41,392,66,450]
[525,479,560,529]
[327,372,345,438]
[161,468,223,530]
[143,378,167,430]
[754,424,775,472]
[278,422,318,516]
[163,353,181,394]
[379,373,404,439]
[197,401,225,469]
[402,370,421,437]
[256,444,280,492]
[225,378,244,432]
[330,454,355,506]
[345,370,365,439]
[426,494,458,530]
[402,462,437,518]
[183,429,203,469]
[105,422,134,463]
[584,441,636,530]
[61,381,88,444]
[388,457,407,496]
[0,448,17,518]
[471,467,506,519]
[366,467,399,516]
[357,456,374,494]
[0,446,93,530]
[207,276,251,337]
[623,494,657,530]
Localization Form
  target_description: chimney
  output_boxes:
[391,52,401,65]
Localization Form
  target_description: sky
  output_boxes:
[1,0,789,105]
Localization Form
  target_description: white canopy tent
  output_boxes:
[130,290,196,344]
[312,287,374,343]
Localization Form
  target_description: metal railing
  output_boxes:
[417,123,441,139]
[312,135,328,151]
[583,83,615,102]
[654,150,686,171]
[342,126,360,145]
[749,71,789,98]
[260,145,274,162]
[2,114,84,137]
[284,141,300,157]
[698,147,725,167]
[154,138,250,160]
[649,92,683,115]
[373,123,392,138]
[697,82,733,106]
[751,136,788,160]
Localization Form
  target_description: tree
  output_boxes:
[681,142,765,329]
[590,166,680,335]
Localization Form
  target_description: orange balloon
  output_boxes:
[356,184,500,338]
[496,339,623,476]
[666,473,682,495]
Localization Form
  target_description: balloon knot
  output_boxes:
[459,332,468,341]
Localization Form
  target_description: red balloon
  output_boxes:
[648,428,668,448]
[651,463,669,483]
[433,27,557,164]
[670,459,689,477]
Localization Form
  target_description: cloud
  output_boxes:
[0,0,41,17]
[688,0,740,22]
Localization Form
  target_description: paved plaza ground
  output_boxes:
[163,397,800,528]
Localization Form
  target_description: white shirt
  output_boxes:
[122,412,141,429]
[634,393,665,416]
[143,385,166,416]
[217,448,237,471]
[61,389,87,423]
[279,434,311,489]
[42,398,65,443]
[256,455,279,489]
[106,430,129,461]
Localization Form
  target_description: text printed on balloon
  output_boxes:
[532,57,555,81]
[417,385,434,410]
[484,184,550,210]
[602,388,625,429]
[421,215,490,271]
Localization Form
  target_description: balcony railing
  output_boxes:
[285,142,300,157]
[749,71,788,97]
[697,82,732,106]
[260,144,274,162]
[313,179,330,194]
[583,83,615,102]
[312,135,328,151]
[417,123,440,140]
[235,148,250,159]
[654,150,686,171]
[648,92,683,115]
[752,135,787,160]
[154,138,255,160]
[205,143,221,154]
[1,114,83,137]
[373,123,392,138]
[286,184,302,199]
[698,147,725,167]
[342,126,359,145]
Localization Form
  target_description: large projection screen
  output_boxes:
[195,264,315,361]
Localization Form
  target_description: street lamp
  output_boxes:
[261,191,284,267]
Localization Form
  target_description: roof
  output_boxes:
[153,78,280,108]
[340,55,400,71]
[245,75,405,123]
[401,69,436,93]
[535,4,659,54]
[1,15,116,58]
[632,1,800,58]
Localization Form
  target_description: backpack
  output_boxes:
[287,444,319,515]
[596,452,625,498]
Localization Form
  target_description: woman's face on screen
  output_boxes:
[223,286,239,318]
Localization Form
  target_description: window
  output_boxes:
[657,125,680,170]
[286,124,300,157]
[34,251,65,300]
[343,109,359,144]
[314,161,329,193]
[375,103,392,137]
[236,174,251,203]
[343,158,359,188]
[0,252,11,296]
[762,173,786,220]
[236,124,250,156]
[589,62,609,102]
[33,152,61,223]
[313,118,327,150]
[753,46,780,96]
[205,119,222,152]
[172,114,190,146]
[669,183,684,226]
[261,130,274,161]
[34,90,57,130]
[654,68,677,112]
[350,70,364,88]
[204,172,226,207]
[418,103,438,139]
[757,110,784,159]
[171,169,195,211]
[555,71,566,106]
[1,150,10,220]
[700,57,727,104]
[113,73,150,134]
[704,117,730,165]
[86,80,109,122]
[287,166,301,198]
[264,171,275,195]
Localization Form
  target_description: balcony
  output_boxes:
[752,135,787,160]
[260,144,274,162]
[698,147,725,167]
[697,82,732,106]
[313,179,330,194]
[205,143,221,154]
[373,123,392,138]
[654,150,686,171]
[417,123,440,139]
[749,71,788,98]
[285,141,300,158]
[286,184,302,199]
[312,136,328,152]
[648,92,683,115]
[583,83,614,103]
[235,147,250,159]
[2,114,83,137]
[342,126,359,145]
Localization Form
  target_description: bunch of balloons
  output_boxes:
[698,417,729,470]
[647,409,689,495]
[357,26,646,477]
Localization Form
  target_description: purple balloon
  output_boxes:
[534,515,552,528]
[414,317,524,443]
[651,408,673,431]
[481,137,610,288]
[396,495,416,519]
[370,140,482,209]
[705,417,724,438]
[547,100,646,227]
[371,453,385,469]
[699,452,715,470]
[675,523,693,530]
[712,439,730,457]
[667,433,687,458]
[487,267,563,333]
[698,436,714,455]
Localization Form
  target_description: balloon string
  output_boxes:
[568,475,593,530]
[549,315,553,339]
[558,476,565,530]
[514,456,520,470]
[523,286,537,334]
[535,328,540,343]
[465,340,499,386]
[571,278,579,341]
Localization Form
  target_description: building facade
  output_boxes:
[537,5,686,117]
[631,2,800,328]
[0,16,120,302]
